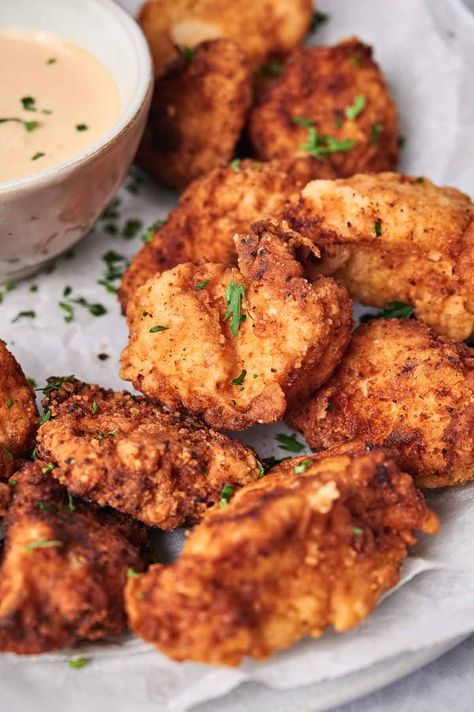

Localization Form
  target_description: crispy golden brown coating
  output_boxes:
[121,220,353,430]
[287,319,474,488]
[137,39,252,190]
[0,462,147,654]
[249,38,398,177]
[36,378,261,529]
[119,156,337,311]
[0,482,11,517]
[126,441,437,666]
[287,172,474,341]
[0,340,38,480]
[138,0,313,76]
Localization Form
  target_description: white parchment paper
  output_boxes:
[1,0,473,710]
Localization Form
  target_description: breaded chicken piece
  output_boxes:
[138,0,313,76]
[126,441,437,666]
[121,220,353,430]
[287,173,474,341]
[0,482,11,517]
[36,378,261,529]
[0,340,38,480]
[249,38,398,177]
[0,461,147,654]
[137,39,252,190]
[287,319,474,488]
[119,156,337,310]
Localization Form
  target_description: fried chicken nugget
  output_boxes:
[121,219,353,430]
[0,461,147,654]
[126,441,437,666]
[119,156,337,311]
[138,0,313,76]
[137,39,252,190]
[287,319,474,488]
[36,378,261,529]
[0,340,38,480]
[249,38,398,177]
[287,173,474,341]
[0,482,11,517]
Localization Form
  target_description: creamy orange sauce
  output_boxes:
[0,30,121,182]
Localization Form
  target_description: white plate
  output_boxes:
[194,636,467,712]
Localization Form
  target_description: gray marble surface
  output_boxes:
[332,635,474,712]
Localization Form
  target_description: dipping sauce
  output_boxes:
[0,30,121,182]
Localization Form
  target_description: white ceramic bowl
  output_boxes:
[0,0,153,283]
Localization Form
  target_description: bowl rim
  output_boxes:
[0,0,153,195]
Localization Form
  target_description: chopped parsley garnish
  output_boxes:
[370,122,383,146]
[100,197,121,221]
[39,410,52,425]
[257,460,265,479]
[0,443,13,460]
[310,10,329,32]
[344,94,366,120]
[374,219,382,237]
[231,370,247,386]
[21,96,36,111]
[99,250,128,293]
[149,325,168,333]
[76,123,88,131]
[31,447,38,460]
[294,458,312,474]
[122,219,143,239]
[8,478,16,487]
[70,297,107,317]
[219,483,235,507]
[334,117,343,128]
[35,500,50,511]
[380,301,415,319]
[25,120,39,132]
[397,135,406,149]
[180,45,195,62]
[230,158,242,173]
[261,59,283,78]
[361,301,414,323]
[36,375,75,395]
[27,378,37,388]
[196,280,209,290]
[352,527,363,536]
[68,657,87,669]
[31,151,45,161]
[143,219,166,243]
[59,302,74,323]
[12,310,36,323]
[263,455,288,468]
[350,52,363,67]
[97,429,119,440]
[224,279,246,337]
[67,492,76,512]
[415,176,425,184]
[127,567,141,578]
[125,172,143,195]
[23,539,62,552]
[292,116,357,156]
[46,58,57,65]
[326,403,334,412]
[276,433,305,453]
[0,117,39,132]
[42,463,56,474]
[5,398,13,409]
[91,401,99,414]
